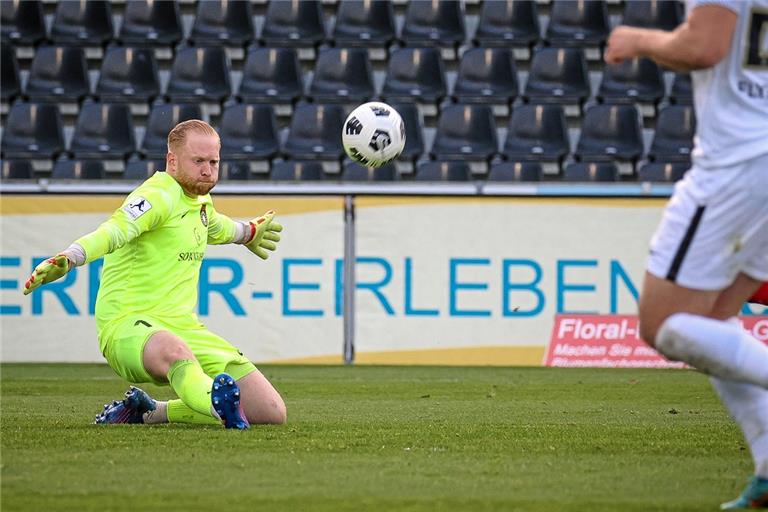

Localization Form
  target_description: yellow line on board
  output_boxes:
[267,346,546,366]
[355,196,666,209]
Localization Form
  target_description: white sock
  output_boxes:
[656,313,768,387]
[710,377,768,478]
[142,401,168,424]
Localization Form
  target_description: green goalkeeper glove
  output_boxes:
[23,254,73,295]
[245,210,283,259]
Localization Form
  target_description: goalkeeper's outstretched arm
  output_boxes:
[207,208,283,259]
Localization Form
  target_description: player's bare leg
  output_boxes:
[235,368,286,425]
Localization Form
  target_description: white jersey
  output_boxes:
[686,0,768,168]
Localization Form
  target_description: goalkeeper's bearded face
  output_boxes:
[167,132,221,196]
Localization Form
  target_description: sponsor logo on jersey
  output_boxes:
[200,205,208,227]
[178,251,205,262]
[123,196,152,220]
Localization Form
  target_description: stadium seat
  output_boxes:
[545,0,609,48]
[431,104,498,161]
[575,104,644,164]
[52,159,106,180]
[119,0,183,47]
[390,102,425,162]
[415,161,472,181]
[123,159,163,180]
[1,102,65,159]
[597,58,664,105]
[218,104,280,161]
[70,102,135,159]
[452,47,518,105]
[1,0,46,45]
[218,161,251,180]
[670,73,693,105]
[488,161,543,181]
[283,103,346,161]
[381,47,447,104]
[25,46,90,104]
[563,161,619,182]
[648,105,695,162]
[50,0,113,47]
[308,48,375,104]
[166,47,232,103]
[190,0,255,46]
[332,0,396,49]
[1,160,34,180]
[474,0,540,50]
[96,47,160,104]
[400,0,465,49]
[638,162,689,182]
[524,47,590,107]
[341,160,397,181]
[622,0,683,31]
[271,160,325,181]
[141,103,202,159]
[260,0,325,49]
[1,43,21,103]
[502,104,569,164]
[238,47,303,104]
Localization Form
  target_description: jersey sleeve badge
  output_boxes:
[123,196,153,220]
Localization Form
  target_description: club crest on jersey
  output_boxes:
[123,196,152,220]
[200,205,208,227]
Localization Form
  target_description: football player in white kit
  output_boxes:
[606,1,768,508]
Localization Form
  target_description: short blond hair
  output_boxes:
[167,119,219,153]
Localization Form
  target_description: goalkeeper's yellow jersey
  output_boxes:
[75,171,239,334]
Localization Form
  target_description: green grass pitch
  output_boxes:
[0,364,752,511]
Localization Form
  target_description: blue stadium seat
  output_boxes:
[119,0,183,47]
[50,0,113,47]
[271,160,325,181]
[390,102,425,163]
[341,160,397,181]
[575,104,644,164]
[218,104,280,161]
[670,73,693,105]
[283,103,346,161]
[25,46,90,104]
[190,0,255,46]
[141,103,202,159]
[1,43,21,103]
[1,0,46,45]
[260,0,325,48]
[415,161,472,181]
[598,58,664,105]
[400,0,465,49]
[474,0,540,49]
[238,47,303,104]
[123,159,163,180]
[1,102,65,159]
[431,104,498,161]
[308,48,375,103]
[545,0,609,48]
[638,162,689,182]
[503,104,569,165]
[563,161,619,182]
[488,161,543,181]
[381,47,447,104]
[52,159,106,180]
[1,160,34,180]
[96,47,160,104]
[524,47,590,107]
[332,0,396,48]
[648,105,695,163]
[452,47,518,106]
[623,0,683,31]
[219,161,252,180]
[71,102,135,159]
[166,47,232,103]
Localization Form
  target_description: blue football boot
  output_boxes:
[211,373,249,430]
[721,476,768,509]
[95,386,156,424]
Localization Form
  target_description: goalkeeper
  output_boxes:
[23,120,285,430]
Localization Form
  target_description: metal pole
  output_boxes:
[342,194,356,364]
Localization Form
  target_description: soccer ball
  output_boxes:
[342,102,405,168]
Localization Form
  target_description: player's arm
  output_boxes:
[23,189,170,295]
[207,206,283,260]
[604,4,737,71]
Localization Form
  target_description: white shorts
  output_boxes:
[647,154,768,290]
